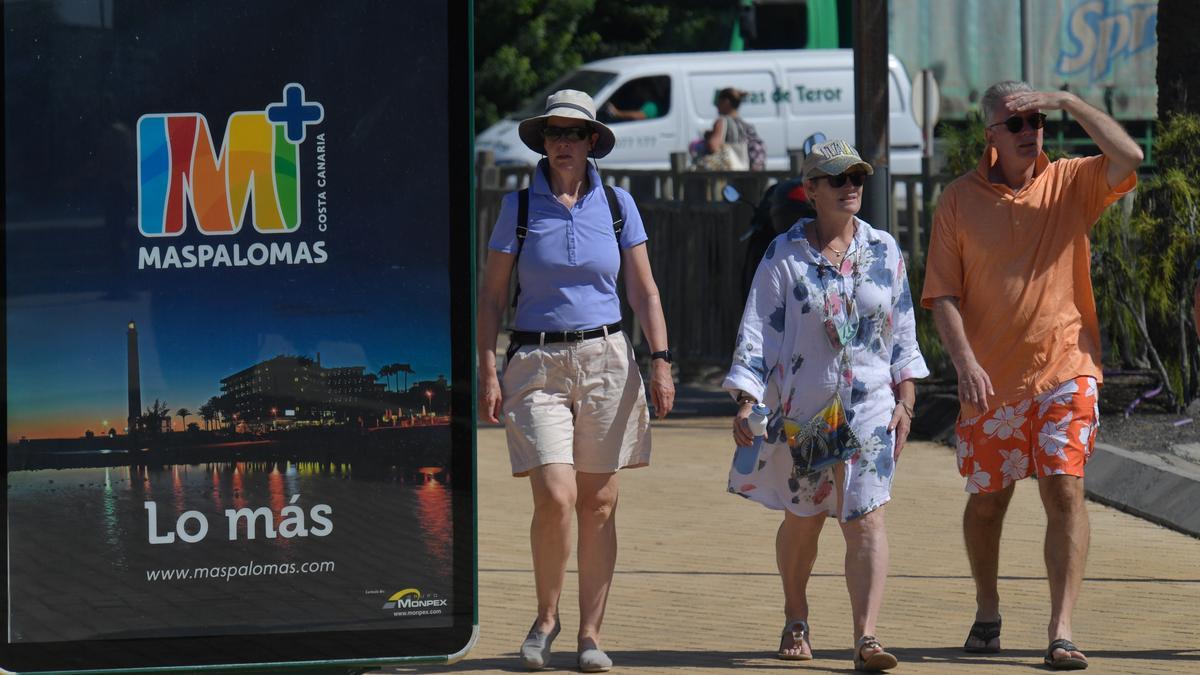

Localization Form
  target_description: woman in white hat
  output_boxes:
[476,89,674,672]
[724,139,928,671]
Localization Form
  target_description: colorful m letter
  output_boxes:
[136,85,323,237]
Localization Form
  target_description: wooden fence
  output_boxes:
[476,151,948,372]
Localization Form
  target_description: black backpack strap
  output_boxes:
[604,184,624,243]
[515,188,530,249]
[511,188,529,308]
[512,186,622,309]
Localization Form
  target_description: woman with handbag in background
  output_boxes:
[694,87,750,170]
[724,139,928,672]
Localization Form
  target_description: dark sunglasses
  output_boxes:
[542,126,591,142]
[821,172,866,188]
[988,112,1047,133]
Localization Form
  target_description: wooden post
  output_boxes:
[789,149,805,176]
[853,0,891,231]
[476,150,496,189]
[670,152,688,201]
[905,178,920,264]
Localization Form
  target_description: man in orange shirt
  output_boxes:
[922,81,1141,671]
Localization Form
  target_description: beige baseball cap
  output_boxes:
[801,139,874,180]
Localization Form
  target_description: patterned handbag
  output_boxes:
[782,393,861,478]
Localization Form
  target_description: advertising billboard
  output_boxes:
[3,1,475,671]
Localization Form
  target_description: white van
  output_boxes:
[476,49,924,174]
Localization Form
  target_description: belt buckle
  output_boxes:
[573,329,586,342]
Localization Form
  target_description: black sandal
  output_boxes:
[963,615,1001,653]
[1044,638,1088,670]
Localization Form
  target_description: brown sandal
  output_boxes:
[777,619,813,661]
[854,635,898,672]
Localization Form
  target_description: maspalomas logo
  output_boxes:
[135,83,328,269]
[382,587,449,617]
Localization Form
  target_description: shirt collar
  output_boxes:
[975,146,1050,189]
[785,216,878,265]
[532,158,603,198]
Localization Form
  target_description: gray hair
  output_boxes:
[980,80,1035,122]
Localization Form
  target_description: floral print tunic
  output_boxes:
[723,217,929,521]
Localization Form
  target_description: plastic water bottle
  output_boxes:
[733,403,770,474]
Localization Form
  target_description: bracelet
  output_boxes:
[897,401,915,417]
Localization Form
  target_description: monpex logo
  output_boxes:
[382,588,448,611]
[137,83,324,237]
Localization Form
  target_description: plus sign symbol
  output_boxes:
[266,83,325,144]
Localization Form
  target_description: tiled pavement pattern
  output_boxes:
[379,418,1200,674]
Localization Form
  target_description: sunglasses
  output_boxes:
[988,112,1047,133]
[821,173,866,188]
[542,126,591,142]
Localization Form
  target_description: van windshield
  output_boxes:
[507,70,617,119]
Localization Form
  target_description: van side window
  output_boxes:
[599,75,671,123]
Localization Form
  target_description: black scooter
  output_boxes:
[722,179,816,300]
[723,132,826,300]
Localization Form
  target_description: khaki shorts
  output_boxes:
[501,331,651,477]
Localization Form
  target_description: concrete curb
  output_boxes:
[1085,442,1200,538]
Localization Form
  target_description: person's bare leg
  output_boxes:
[528,463,577,634]
[575,470,619,651]
[842,506,890,661]
[1039,474,1089,665]
[777,510,825,658]
[963,483,1015,650]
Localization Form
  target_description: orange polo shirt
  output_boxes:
[921,148,1136,415]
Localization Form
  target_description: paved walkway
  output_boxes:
[382,417,1200,674]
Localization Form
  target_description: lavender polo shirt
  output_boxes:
[488,160,648,331]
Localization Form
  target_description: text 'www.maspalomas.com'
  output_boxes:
[145,560,335,582]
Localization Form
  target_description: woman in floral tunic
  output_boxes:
[724,140,928,672]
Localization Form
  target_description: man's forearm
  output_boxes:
[931,297,978,371]
[1063,94,1144,172]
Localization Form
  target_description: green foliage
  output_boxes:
[939,110,987,179]
[906,256,953,381]
[474,1,733,131]
[1091,113,1200,409]
[1155,112,1200,174]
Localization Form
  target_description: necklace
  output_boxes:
[818,235,847,260]
[814,242,862,350]
[810,218,852,262]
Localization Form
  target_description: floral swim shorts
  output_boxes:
[956,376,1099,494]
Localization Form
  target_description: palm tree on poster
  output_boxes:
[141,399,171,434]
[397,363,415,392]
[378,364,395,392]
[176,407,192,432]
[199,402,216,431]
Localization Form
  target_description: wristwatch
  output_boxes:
[650,349,673,363]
